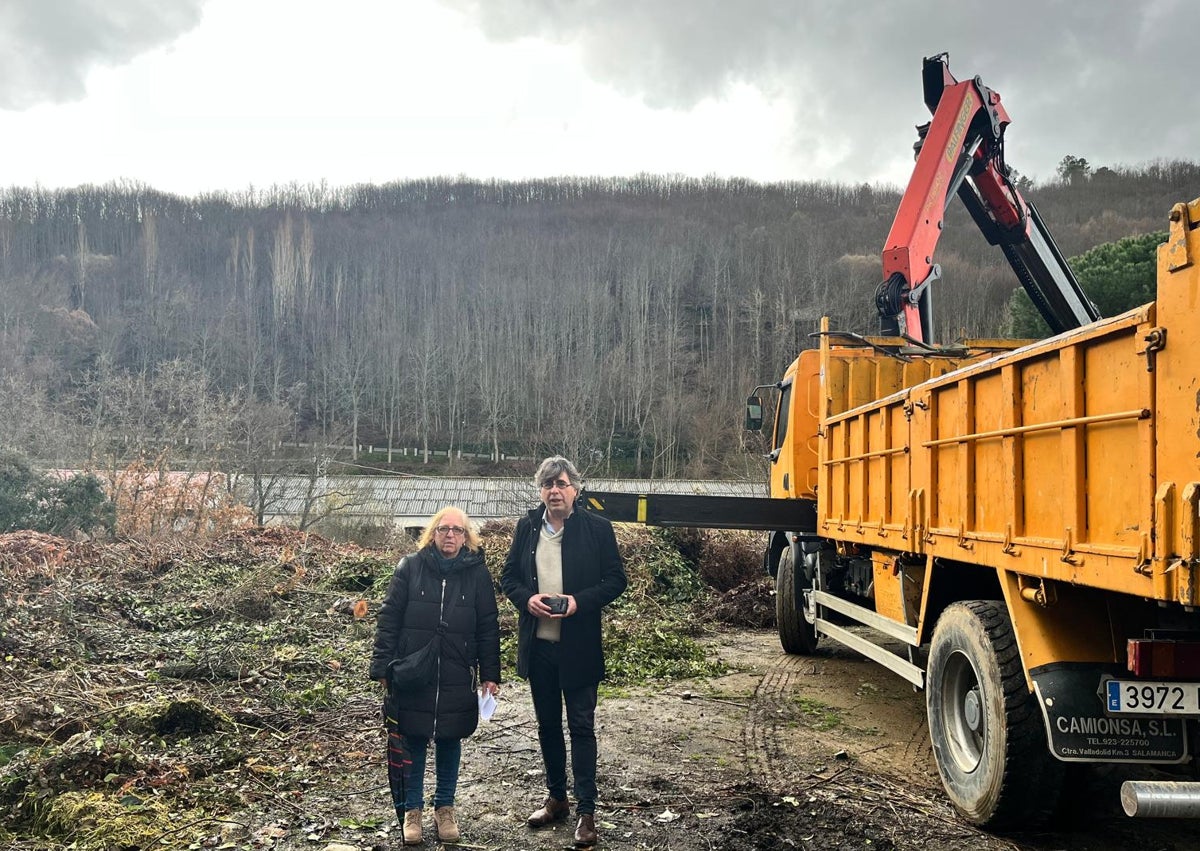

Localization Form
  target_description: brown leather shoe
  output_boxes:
[574,813,597,846]
[527,796,570,827]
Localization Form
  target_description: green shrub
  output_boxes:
[603,614,724,683]
[0,453,114,537]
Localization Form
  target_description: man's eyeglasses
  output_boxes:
[540,479,574,491]
[435,525,467,536]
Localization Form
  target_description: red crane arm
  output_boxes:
[876,54,1098,343]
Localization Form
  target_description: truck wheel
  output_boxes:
[925,601,1062,829]
[776,546,818,655]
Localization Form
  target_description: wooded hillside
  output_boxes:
[2,162,1195,478]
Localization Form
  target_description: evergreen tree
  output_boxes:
[1056,154,1092,184]
[0,453,115,537]
[1004,231,1166,338]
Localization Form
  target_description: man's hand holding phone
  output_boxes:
[529,593,574,617]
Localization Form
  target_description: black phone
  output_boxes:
[546,595,568,615]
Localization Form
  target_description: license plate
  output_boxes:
[1106,679,1200,714]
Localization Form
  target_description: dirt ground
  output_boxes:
[432,630,1196,851]
[172,637,1200,851]
[2,528,1198,851]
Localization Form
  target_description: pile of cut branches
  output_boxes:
[0,522,764,849]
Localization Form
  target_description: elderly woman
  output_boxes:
[370,506,501,845]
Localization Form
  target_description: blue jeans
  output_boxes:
[403,735,462,810]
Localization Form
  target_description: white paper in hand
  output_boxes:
[478,689,498,721]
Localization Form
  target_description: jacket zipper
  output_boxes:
[432,577,446,738]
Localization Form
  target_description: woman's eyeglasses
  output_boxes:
[435,525,467,536]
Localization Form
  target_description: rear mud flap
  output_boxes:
[1030,664,1188,763]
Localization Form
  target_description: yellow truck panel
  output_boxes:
[816,303,1169,600]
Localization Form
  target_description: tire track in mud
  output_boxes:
[741,650,818,790]
[739,637,936,794]
[900,692,933,774]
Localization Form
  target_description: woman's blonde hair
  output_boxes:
[416,505,481,551]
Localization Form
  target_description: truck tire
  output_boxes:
[776,546,818,655]
[925,600,1062,829]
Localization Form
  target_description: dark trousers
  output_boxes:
[529,638,599,814]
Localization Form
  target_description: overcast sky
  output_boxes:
[0,0,1194,197]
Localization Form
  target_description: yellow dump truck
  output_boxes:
[749,199,1200,826]
[739,53,1200,820]
[744,55,1200,827]
[587,55,1199,826]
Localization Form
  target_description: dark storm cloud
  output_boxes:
[0,0,206,110]
[441,0,1196,184]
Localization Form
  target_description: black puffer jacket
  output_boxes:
[369,545,500,740]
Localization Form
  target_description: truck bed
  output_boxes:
[818,196,1200,615]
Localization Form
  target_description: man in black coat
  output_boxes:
[501,456,627,847]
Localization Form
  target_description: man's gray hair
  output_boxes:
[534,455,582,489]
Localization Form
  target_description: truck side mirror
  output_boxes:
[745,395,763,431]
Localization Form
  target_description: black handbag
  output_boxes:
[388,619,447,689]
[387,555,474,692]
